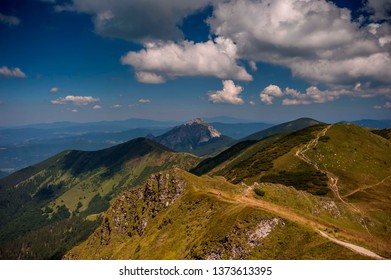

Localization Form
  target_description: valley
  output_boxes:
[0,118,390,260]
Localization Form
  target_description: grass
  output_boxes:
[0,139,200,259]
[66,169,371,260]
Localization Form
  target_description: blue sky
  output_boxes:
[0,0,390,126]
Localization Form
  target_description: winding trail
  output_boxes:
[295,127,363,211]
[232,192,385,259]
[212,125,387,259]
[294,126,373,238]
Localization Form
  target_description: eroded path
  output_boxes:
[221,191,386,260]
[211,125,387,259]
[318,231,384,259]
[295,126,367,215]
[343,174,391,198]
[294,125,376,246]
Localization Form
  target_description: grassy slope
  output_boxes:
[203,125,330,196]
[304,124,391,246]
[191,123,391,257]
[0,138,200,259]
[241,117,322,141]
[66,169,370,260]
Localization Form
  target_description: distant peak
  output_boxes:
[185,118,221,138]
[186,118,205,125]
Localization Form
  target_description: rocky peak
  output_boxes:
[186,118,205,126]
[185,118,221,139]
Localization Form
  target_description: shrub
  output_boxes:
[254,188,265,197]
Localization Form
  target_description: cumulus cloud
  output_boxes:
[48,0,391,98]
[282,86,351,105]
[121,37,252,82]
[0,13,21,26]
[51,95,100,105]
[208,0,391,89]
[0,66,26,78]
[50,87,59,94]
[53,0,222,42]
[385,102,391,108]
[208,80,245,105]
[365,0,391,21]
[135,72,165,84]
[139,99,151,103]
[290,52,391,84]
[93,105,102,110]
[71,109,78,113]
[259,84,284,105]
[259,84,353,105]
[249,100,256,105]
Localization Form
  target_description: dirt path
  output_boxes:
[318,231,384,259]
[343,174,391,198]
[295,126,373,233]
[210,125,386,259]
[294,126,379,237]
[233,194,385,259]
[294,126,350,207]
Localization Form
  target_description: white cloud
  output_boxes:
[373,105,382,109]
[283,86,352,105]
[139,99,151,103]
[249,100,256,105]
[93,105,102,110]
[290,52,391,84]
[71,109,78,113]
[51,95,100,105]
[121,37,252,82]
[208,0,391,89]
[48,0,391,97]
[259,84,353,105]
[135,72,165,84]
[111,104,122,108]
[385,102,391,108]
[259,84,284,105]
[208,80,245,105]
[50,87,59,94]
[0,66,26,78]
[0,13,21,26]
[249,61,257,71]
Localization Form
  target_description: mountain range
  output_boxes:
[0,118,270,174]
[0,117,390,260]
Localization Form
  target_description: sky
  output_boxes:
[0,0,391,126]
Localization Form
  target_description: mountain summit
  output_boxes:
[155,118,234,156]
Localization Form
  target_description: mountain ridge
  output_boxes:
[0,137,200,259]
[1,119,391,260]
[241,117,323,141]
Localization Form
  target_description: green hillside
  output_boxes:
[194,124,328,193]
[241,117,323,141]
[0,138,200,259]
[65,169,371,260]
[2,121,391,260]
